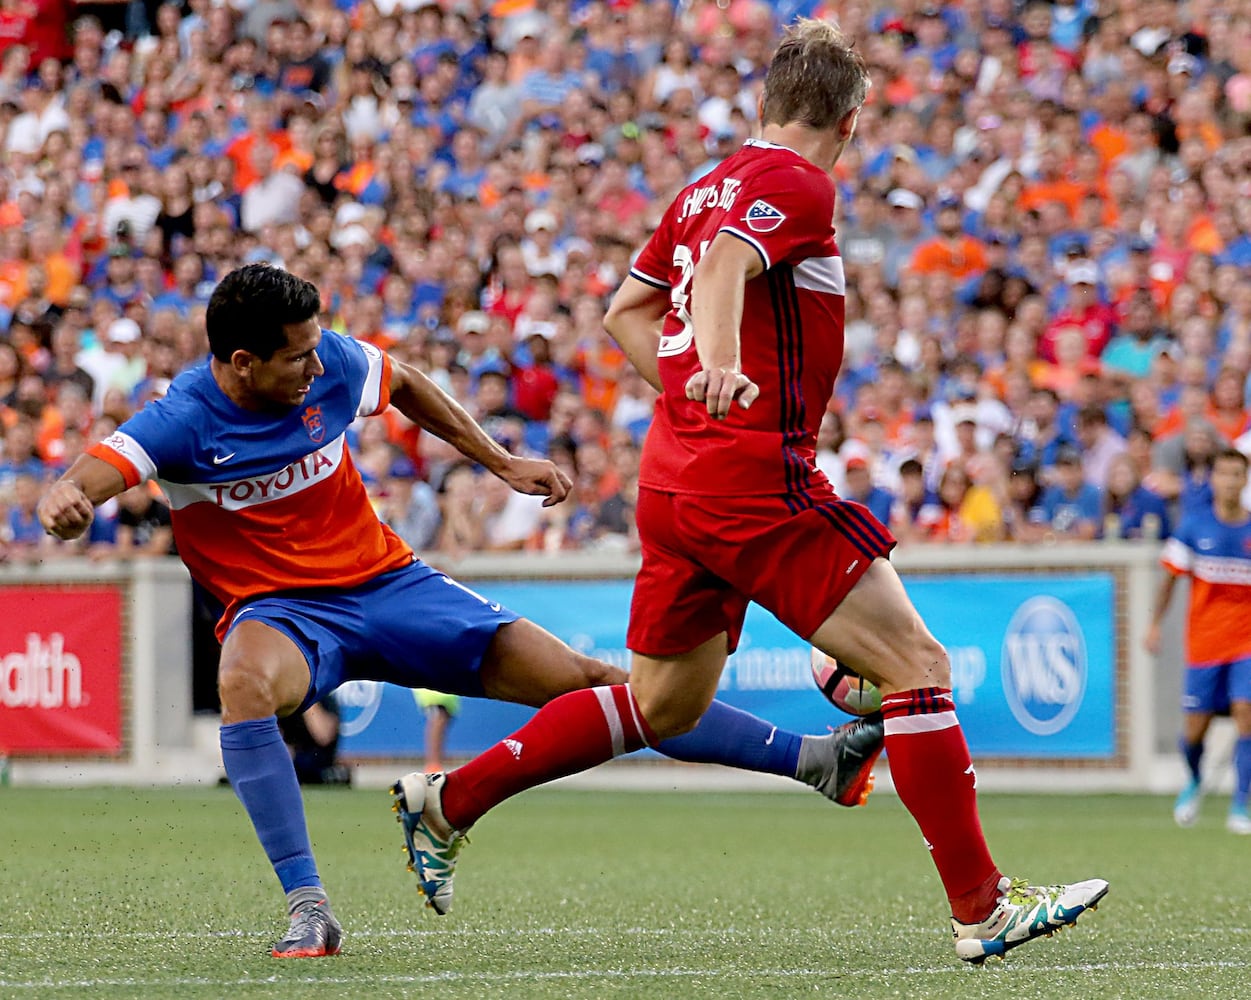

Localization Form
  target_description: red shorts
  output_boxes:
[627,485,897,657]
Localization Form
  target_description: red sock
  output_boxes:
[441,685,656,830]
[881,687,1001,924]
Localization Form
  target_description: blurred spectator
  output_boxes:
[113,481,174,557]
[1002,455,1048,543]
[1075,404,1127,490]
[1039,444,1103,540]
[843,454,894,526]
[928,462,1005,544]
[889,456,942,544]
[1103,452,1170,541]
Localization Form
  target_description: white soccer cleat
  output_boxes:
[390,771,467,915]
[952,876,1109,965]
[1226,807,1251,835]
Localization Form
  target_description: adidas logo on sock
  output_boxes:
[503,738,523,759]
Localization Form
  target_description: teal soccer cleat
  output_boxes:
[391,771,467,915]
[1174,779,1202,827]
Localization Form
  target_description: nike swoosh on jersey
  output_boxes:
[213,452,236,465]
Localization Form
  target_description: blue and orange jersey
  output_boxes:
[1160,504,1251,667]
[87,332,413,637]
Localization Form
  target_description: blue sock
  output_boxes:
[1233,737,1251,811]
[1180,737,1204,784]
[221,717,321,893]
[656,700,802,777]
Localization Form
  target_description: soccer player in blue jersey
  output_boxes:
[1147,447,1251,833]
[37,263,882,958]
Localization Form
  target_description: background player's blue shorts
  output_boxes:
[224,560,520,711]
[1183,657,1251,715]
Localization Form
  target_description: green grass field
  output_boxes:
[1,785,1247,999]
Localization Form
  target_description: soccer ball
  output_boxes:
[810,648,882,716]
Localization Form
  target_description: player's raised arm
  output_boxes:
[603,275,668,393]
[38,453,128,540]
[686,232,764,419]
[387,355,572,507]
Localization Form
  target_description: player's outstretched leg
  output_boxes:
[391,771,468,915]
[653,699,884,806]
[951,877,1109,964]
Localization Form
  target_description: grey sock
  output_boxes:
[794,733,833,787]
[286,885,330,916]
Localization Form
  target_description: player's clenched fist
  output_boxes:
[37,480,96,539]
[684,367,760,420]
[499,456,574,507]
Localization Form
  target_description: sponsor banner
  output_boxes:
[339,574,1116,760]
[0,586,124,754]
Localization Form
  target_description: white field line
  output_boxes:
[3,924,1249,942]
[2,961,1251,990]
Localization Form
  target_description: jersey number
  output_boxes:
[658,240,709,358]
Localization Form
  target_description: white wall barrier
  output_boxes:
[0,545,1194,792]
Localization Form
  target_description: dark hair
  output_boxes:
[205,264,321,363]
[899,458,923,477]
[1077,404,1107,426]
[760,19,869,130]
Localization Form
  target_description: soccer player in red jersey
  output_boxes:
[415,20,1108,964]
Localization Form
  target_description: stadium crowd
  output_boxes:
[1,0,1250,561]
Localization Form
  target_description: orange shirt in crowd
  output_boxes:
[910,236,988,280]
[577,340,627,418]
[1088,124,1129,168]
[226,130,292,191]
[1018,179,1086,218]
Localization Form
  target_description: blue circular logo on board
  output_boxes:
[1000,597,1087,736]
[336,679,384,738]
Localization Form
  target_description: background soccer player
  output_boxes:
[409,20,1107,965]
[1147,447,1251,833]
[36,263,882,958]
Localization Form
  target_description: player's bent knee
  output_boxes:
[630,694,702,741]
[896,636,951,691]
[218,662,284,722]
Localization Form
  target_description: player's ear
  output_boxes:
[838,105,861,143]
[230,349,257,378]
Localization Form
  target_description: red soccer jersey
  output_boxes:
[630,139,845,496]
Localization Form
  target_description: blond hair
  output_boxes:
[760,19,870,131]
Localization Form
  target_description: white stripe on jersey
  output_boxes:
[355,339,387,417]
[1161,537,1193,572]
[793,255,846,296]
[1192,554,1251,587]
[101,430,157,483]
[161,433,346,512]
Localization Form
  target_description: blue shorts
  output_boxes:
[1182,657,1251,715]
[224,560,520,712]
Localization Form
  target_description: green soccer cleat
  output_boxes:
[391,771,467,915]
[797,713,884,807]
[952,876,1109,965]
[271,899,342,959]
